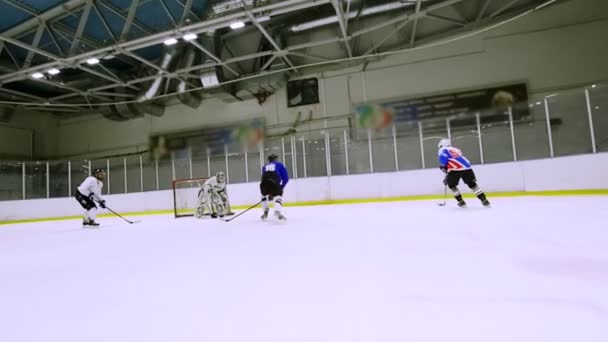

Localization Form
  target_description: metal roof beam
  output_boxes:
[409,0,423,47]
[70,0,93,55]
[490,0,523,18]
[120,0,141,42]
[158,0,178,27]
[330,0,352,58]
[187,38,240,76]
[426,13,466,26]
[22,25,45,68]
[476,0,493,22]
[0,0,330,84]
[179,0,193,26]
[0,0,87,37]
[243,10,298,73]
[361,0,465,55]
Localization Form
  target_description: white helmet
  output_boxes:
[438,138,451,149]
[216,171,226,183]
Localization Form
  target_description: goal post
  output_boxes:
[172,177,209,218]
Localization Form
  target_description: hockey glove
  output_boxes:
[439,165,448,174]
[99,200,106,209]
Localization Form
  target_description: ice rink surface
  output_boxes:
[1,196,608,342]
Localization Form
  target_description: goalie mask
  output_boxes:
[93,169,106,180]
[216,171,226,184]
[438,138,451,150]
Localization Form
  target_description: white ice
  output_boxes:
[1,196,608,342]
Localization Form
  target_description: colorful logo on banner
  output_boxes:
[355,103,394,131]
[230,119,264,146]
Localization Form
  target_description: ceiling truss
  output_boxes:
[0,0,562,112]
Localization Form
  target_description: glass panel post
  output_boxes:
[155,159,159,191]
[392,125,399,171]
[325,132,332,176]
[367,128,374,173]
[418,121,425,169]
[123,157,128,193]
[543,98,555,158]
[206,147,211,177]
[475,113,484,164]
[139,155,143,192]
[171,151,176,180]
[68,161,72,196]
[302,140,307,178]
[508,106,518,161]
[344,130,350,175]
[280,137,285,164]
[291,136,297,179]
[46,162,50,198]
[106,159,111,194]
[188,147,193,178]
[585,89,597,153]
[244,144,249,182]
[224,144,230,184]
[446,119,451,140]
[22,162,26,200]
[258,141,264,174]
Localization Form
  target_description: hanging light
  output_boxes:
[47,68,61,75]
[230,21,245,29]
[31,72,44,79]
[183,33,198,41]
[163,38,178,46]
[86,57,100,65]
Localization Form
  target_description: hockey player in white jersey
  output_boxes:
[194,172,233,218]
[74,169,107,227]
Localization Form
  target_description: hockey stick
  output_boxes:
[438,184,447,206]
[105,206,140,224]
[222,200,263,222]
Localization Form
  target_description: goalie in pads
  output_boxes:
[194,172,233,218]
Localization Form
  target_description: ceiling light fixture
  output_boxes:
[230,21,245,29]
[47,68,61,75]
[31,72,44,79]
[164,38,178,46]
[183,33,198,41]
[86,57,100,65]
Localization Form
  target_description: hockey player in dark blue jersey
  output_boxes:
[260,153,289,220]
[438,138,490,207]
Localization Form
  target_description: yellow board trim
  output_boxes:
[2,189,607,225]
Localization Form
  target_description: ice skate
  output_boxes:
[83,219,100,228]
[482,199,491,207]
[261,209,269,220]
[275,211,286,220]
[457,200,467,208]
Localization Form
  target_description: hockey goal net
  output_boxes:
[172,177,208,218]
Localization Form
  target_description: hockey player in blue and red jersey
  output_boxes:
[438,139,490,208]
[260,153,289,220]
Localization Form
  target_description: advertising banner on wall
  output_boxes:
[149,118,265,160]
[353,82,529,138]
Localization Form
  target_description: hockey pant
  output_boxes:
[75,190,98,222]
[260,178,283,213]
[195,190,226,218]
[445,169,488,203]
